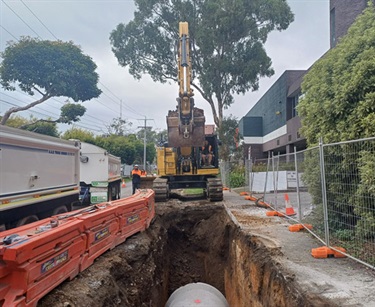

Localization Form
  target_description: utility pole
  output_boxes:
[120,100,122,120]
[138,117,153,171]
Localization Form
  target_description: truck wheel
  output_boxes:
[52,206,68,215]
[109,184,118,200]
[16,215,39,227]
[117,184,121,199]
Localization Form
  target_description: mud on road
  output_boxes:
[39,192,375,307]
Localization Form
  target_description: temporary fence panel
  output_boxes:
[322,138,375,268]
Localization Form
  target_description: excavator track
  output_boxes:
[207,178,223,202]
[153,178,169,202]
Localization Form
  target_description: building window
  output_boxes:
[291,95,299,118]
[330,8,336,48]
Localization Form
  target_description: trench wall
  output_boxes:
[38,203,333,307]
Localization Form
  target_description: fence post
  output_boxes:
[250,158,256,195]
[263,152,271,203]
[272,152,276,207]
[275,153,280,210]
[319,137,330,246]
[294,146,302,223]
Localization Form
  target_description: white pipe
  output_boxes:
[165,282,229,307]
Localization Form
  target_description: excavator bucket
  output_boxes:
[139,176,156,189]
[167,107,205,147]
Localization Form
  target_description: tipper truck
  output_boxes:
[0,125,80,230]
[78,141,122,205]
[0,126,123,231]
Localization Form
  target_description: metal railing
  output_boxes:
[221,137,375,270]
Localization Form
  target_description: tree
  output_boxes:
[96,135,138,165]
[105,117,133,136]
[110,0,293,129]
[136,127,167,146]
[0,37,101,125]
[298,4,375,144]
[298,3,375,238]
[217,114,242,161]
[61,127,96,143]
[5,115,59,137]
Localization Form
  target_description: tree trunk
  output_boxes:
[0,94,51,125]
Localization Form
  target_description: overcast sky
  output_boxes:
[0,0,330,135]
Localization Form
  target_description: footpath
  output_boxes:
[223,189,375,307]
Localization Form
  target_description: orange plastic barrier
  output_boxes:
[288,224,313,232]
[266,211,283,217]
[0,189,155,307]
[244,195,257,201]
[311,246,346,259]
[255,199,270,208]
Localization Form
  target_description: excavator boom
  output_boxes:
[167,22,205,147]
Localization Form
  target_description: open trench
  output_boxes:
[39,201,331,307]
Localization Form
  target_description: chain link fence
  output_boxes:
[221,137,375,270]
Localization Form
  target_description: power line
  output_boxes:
[20,0,59,40]
[1,0,41,39]
[1,99,105,133]
[98,85,144,117]
[0,25,19,41]
[1,1,153,131]
[0,93,109,132]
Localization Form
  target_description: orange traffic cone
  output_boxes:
[122,179,126,188]
[284,193,296,216]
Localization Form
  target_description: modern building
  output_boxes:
[239,0,371,160]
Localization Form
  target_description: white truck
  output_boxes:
[0,126,123,231]
[0,125,80,230]
[78,142,122,205]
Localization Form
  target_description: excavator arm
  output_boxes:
[167,22,205,148]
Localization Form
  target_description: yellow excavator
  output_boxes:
[141,22,223,202]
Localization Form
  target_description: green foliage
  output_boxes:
[252,162,268,172]
[23,121,59,137]
[95,135,137,165]
[354,150,375,238]
[137,127,167,146]
[106,117,133,136]
[300,148,322,206]
[335,229,355,241]
[218,115,242,161]
[229,165,246,188]
[6,115,59,137]
[62,124,158,166]
[59,103,86,124]
[61,128,96,143]
[298,4,375,238]
[298,4,375,144]
[110,0,293,127]
[0,37,101,124]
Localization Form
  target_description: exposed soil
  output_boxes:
[38,191,375,307]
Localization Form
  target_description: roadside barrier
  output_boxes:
[0,189,155,307]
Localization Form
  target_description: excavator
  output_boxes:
[141,22,223,202]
